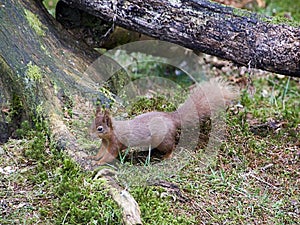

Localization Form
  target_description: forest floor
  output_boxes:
[1,54,299,224]
[1,0,300,224]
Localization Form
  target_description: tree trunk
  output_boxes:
[0,0,129,165]
[61,0,300,76]
[0,0,98,145]
[0,1,142,224]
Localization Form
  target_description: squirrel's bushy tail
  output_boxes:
[174,78,238,127]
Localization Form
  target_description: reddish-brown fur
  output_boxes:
[88,79,237,165]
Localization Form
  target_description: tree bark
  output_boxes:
[0,0,97,144]
[0,1,142,224]
[61,0,300,76]
[0,0,128,165]
[55,0,151,48]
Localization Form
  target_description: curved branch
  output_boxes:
[62,0,300,76]
[94,169,143,225]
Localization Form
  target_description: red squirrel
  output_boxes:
[88,78,237,165]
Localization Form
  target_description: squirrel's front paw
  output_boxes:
[93,160,106,166]
[85,155,97,160]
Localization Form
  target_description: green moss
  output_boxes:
[232,7,254,18]
[52,159,122,224]
[233,5,300,27]
[262,15,300,27]
[132,186,195,224]
[24,9,46,36]
[26,61,43,82]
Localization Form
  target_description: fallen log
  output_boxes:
[61,0,300,76]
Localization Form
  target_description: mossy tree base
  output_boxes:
[0,0,98,144]
[0,1,142,224]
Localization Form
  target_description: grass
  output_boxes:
[172,74,300,224]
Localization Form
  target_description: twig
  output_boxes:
[62,209,70,224]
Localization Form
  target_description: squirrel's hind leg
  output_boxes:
[162,151,173,159]
[157,141,175,160]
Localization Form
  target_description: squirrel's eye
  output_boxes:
[97,126,104,132]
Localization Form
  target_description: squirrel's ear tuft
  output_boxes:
[104,110,112,128]
[95,106,102,116]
